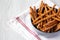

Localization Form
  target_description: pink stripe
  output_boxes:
[16,17,41,40]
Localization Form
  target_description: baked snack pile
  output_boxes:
[30,1,60,33]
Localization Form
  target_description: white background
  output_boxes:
[0,0,60,40]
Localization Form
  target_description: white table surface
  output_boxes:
[0,0,60,40]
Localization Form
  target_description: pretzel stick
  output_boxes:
[47,29,50,33]
[40,7,45,27]
[52,11,60,21]
[54,8,60,19]
[43,6,48,25]
[30,7,35,20]
[38,1,45,27]
[37,23,45,32]
[30,6,38,20]
[39,1,44,8]
[43,20,58,31]
[45,6,52,32]
[40,4,48,27]
[58,8,60,16]
[35,10,59,25]
[37,23,42,29]
[44,23,57,31]
[30,6,34,13]
[52,17,60,21]
[33,5,55,23]
[55,23,60,31]
[38,1,44,15]
[33,14,56,25]
[33,9,53,23]
[39,1,44,12]
[43,20,56,27]
[53,4,56,8]
[55,9,60,19]
[38,7,45,15]
[38,2,45,28]
[33,6,37,19]
[56,15,60,19]
[37,23,57,32]
[30,13,34,21]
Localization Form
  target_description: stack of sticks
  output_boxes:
[30,1,60,33]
